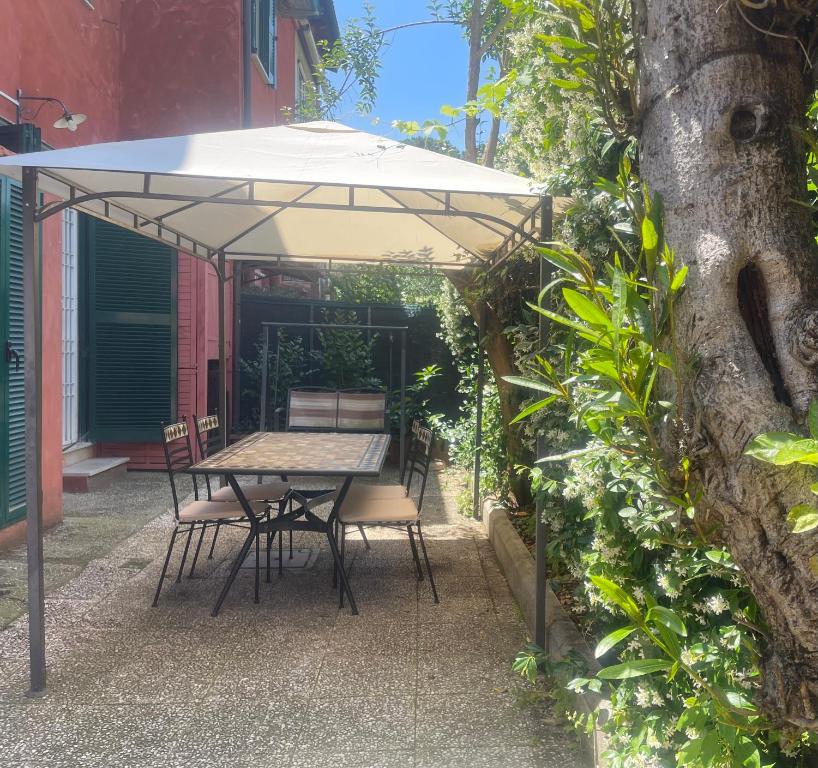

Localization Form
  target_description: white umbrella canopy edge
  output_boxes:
[0,121,547,268]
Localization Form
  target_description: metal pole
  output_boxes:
[232,261,242,435]
[217,252,227,451]
[535,196,553,652]
[259,325,269,431]
[473,303,485,518]
[23,166,45,695]
[399,330,406,475]
[241,0,253,128]
[272,327,281,425]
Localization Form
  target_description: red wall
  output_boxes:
[0,0,122,144]
[251,17,298,126]
[0,0,305,543]
[119,0,243,139]
[0,0,124,547]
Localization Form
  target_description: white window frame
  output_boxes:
[62,209,79,447]
[252,0,277,86]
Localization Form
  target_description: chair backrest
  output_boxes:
[404,425,433,513]
[193,413,222,500]
[400,419,423,485]
[287,388,339,431]
[161,418,197,519]
[337,389,388,432]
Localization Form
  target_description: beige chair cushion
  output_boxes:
[338,495,419,524]
[210,480,290,503]
[178,499,268,523]
[344,483,407,501]
[337,392,386,431]
[288,391,339,430]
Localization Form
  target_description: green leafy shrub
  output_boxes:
[508,167,817,764]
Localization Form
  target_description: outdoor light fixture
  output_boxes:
[15,90,87,132]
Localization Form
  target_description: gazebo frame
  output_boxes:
[11,152,553,695]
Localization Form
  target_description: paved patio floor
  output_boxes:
[0,468,584,767]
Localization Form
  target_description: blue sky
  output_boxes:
[328,1,473,146]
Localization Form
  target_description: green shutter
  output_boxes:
[87,219,176,443]
[268,0,277,84]
[0,178,26,527]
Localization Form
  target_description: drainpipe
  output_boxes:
[242,0,252,129]
[233,0,253,434]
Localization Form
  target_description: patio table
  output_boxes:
[188,431,391,617]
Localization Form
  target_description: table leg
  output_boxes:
[211,474,260,617]
[328,476,357,615]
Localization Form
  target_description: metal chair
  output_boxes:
[337,424,438,605]
[193,413,291,573]
[153,419,269,606]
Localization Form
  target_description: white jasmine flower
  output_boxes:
[634,685,652,708]
[705,594,729,615]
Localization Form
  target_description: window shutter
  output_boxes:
[268,0,277,85]
[0,179,27,525]
[87,219,176,443]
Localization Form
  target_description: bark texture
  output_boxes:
[637,0,818,726]
[446,269,533,506]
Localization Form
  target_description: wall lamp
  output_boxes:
[14,89,87,132]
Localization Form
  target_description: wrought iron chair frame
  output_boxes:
[336,423,438,606]
[154,418,268,606]
[193,413,294,581]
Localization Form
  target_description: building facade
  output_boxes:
[0,0,337,547]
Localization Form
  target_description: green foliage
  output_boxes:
[389,364,445,432]
[432,279,511,506]
[239,331,312,429]
[331,265,444,306]
[505,166,816,763]
[300,2,384,119]
[311,309,381,390]
[745,407,818,533]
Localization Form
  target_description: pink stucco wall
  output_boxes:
[0,0,304,543]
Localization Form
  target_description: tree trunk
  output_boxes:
[464,1,483,164]
[446,269,532,505]
[637,0,818,727]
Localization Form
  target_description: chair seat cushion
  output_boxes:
[338,495,419,524]
[178,499,268,523]
[345,483,407,501]
[210,480,290,503]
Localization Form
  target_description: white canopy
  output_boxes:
[0,121,544,268]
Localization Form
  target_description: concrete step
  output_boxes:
[62,441,95,468]
[63,457,129,493]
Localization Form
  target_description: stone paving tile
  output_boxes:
[0,467,586,767]
[297,695,416,753]
[315,650,417,698]
[289,749,415,768]
[0,659,25,701]
[418,649,524,695]
[415,745,582,768]
[416,691,555,752]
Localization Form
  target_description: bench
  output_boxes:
[275,387,389,433]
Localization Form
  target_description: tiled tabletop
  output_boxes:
[189,432,391,477]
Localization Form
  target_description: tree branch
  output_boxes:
[478,9,513,58]
[380,18,459,35]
